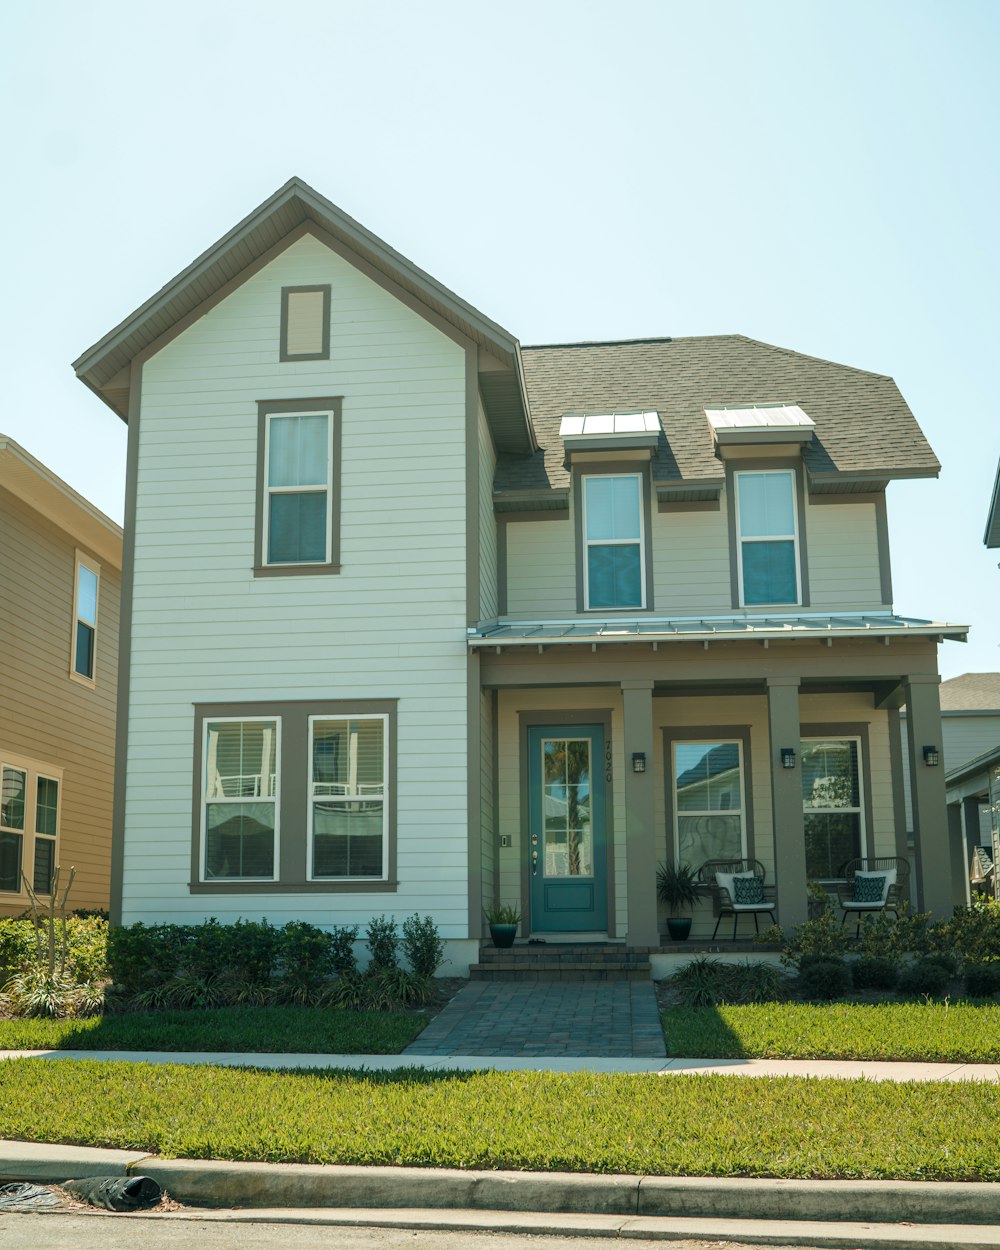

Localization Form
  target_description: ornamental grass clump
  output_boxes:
[669,957,788,1007]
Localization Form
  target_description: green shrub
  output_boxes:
[964,963,1000,999]
[729,961,789,1003]
[850,956,900,991]
[932,898,1000,963]
[781,911,852,968]
[366,916,398,971]
[798,957,852,1000]
[858,905,932,959]
[898,956,953,998]
[328,925,359,976]
[401,914,444,979]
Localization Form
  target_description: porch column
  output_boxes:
[622,679,659,946]
[767,677,808,931]
[903,674,953,917]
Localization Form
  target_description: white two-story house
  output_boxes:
[74,178,966,972]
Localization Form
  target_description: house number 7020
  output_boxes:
[605,740,613,782]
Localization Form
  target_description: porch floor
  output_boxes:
[404,980,666,1058]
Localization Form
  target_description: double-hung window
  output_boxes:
[72,554,100,681]
[309,715,388,880]
[734,470,801,605]
[202,718,279,880]
[265,411,333,565]
[671,740,747,866]
[256,399,341,574]
[1,759,61,895]
[801,737,865,879]
[582,474,645,610]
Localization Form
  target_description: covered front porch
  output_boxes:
[471,625,958,947]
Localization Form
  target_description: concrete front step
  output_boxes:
[470,961,652,983]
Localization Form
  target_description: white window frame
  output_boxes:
[581,472,646,611]
[0,753,63,897]
[307,713,389,882]
[671,739,748,865]
[801,735,866,881]
[200,716,281,883]
[262,410,335,567]
[70,551,101,686]
[734,470,802,607]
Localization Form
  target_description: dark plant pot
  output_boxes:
[489,923,518,948]
[666,917,692,941]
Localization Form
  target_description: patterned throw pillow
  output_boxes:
[733,875,764,905]
[852,873,886,904]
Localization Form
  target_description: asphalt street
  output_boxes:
[0,1212,829,1250]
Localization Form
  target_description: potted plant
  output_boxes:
[656,862,700,941]
[484,902,521,948]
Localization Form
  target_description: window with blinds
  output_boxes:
[309,716,387,879]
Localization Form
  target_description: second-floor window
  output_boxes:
[582,474,646,610]
[265,411,333,565]
[72,556,100,681]
[734,470,801,606]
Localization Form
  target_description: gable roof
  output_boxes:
[73,177,534,453]
[0,435,122,568]
[494,335,940,502]
[986,459,1000,547]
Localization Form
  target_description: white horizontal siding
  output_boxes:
[124,233,472,934]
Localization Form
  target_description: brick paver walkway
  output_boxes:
[403,981,666,1058]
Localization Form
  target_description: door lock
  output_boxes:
[531,850,538,876]
[531,834,539,846]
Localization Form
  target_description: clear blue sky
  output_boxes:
[3,0,997,678]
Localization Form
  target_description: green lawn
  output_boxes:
[665,1001,1000,1062]
[1,1060,998,1179]
[0,1006,425,1054]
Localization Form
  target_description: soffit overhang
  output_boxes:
[73,178,535,454]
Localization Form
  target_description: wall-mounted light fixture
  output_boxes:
[780,748,796,769]
[923,745,940,767]
[632,752,646,774]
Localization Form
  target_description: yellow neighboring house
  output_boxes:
[0,436,121,916]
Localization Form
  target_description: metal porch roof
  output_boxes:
[468,613,969,648]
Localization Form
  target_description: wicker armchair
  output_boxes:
[697,857,776,941]
[837,856,909,936]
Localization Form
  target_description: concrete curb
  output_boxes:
[3,1140,1000,1226]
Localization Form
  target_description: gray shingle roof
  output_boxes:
[494,335,939,496]
[939,672,1000,713]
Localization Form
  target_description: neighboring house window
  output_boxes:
[309,715,388,880]
[255,399,342,575]
[33,776,59,895]
[71,554,100,681]
[671,740,747,866]
[1,758,62,895]
[202,718,279,881]
[192,700,396,893]
[280,285,331,361]
[801,737,864,879]
[582,474,645,609]
[734,470,801,606]
[0,765,26,892]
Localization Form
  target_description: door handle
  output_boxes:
[532,850,538,876]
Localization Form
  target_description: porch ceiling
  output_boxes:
[469,612,968,648]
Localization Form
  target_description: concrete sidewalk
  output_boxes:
[1,1048,999,1080]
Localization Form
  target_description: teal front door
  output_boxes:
[527,724,608,933]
